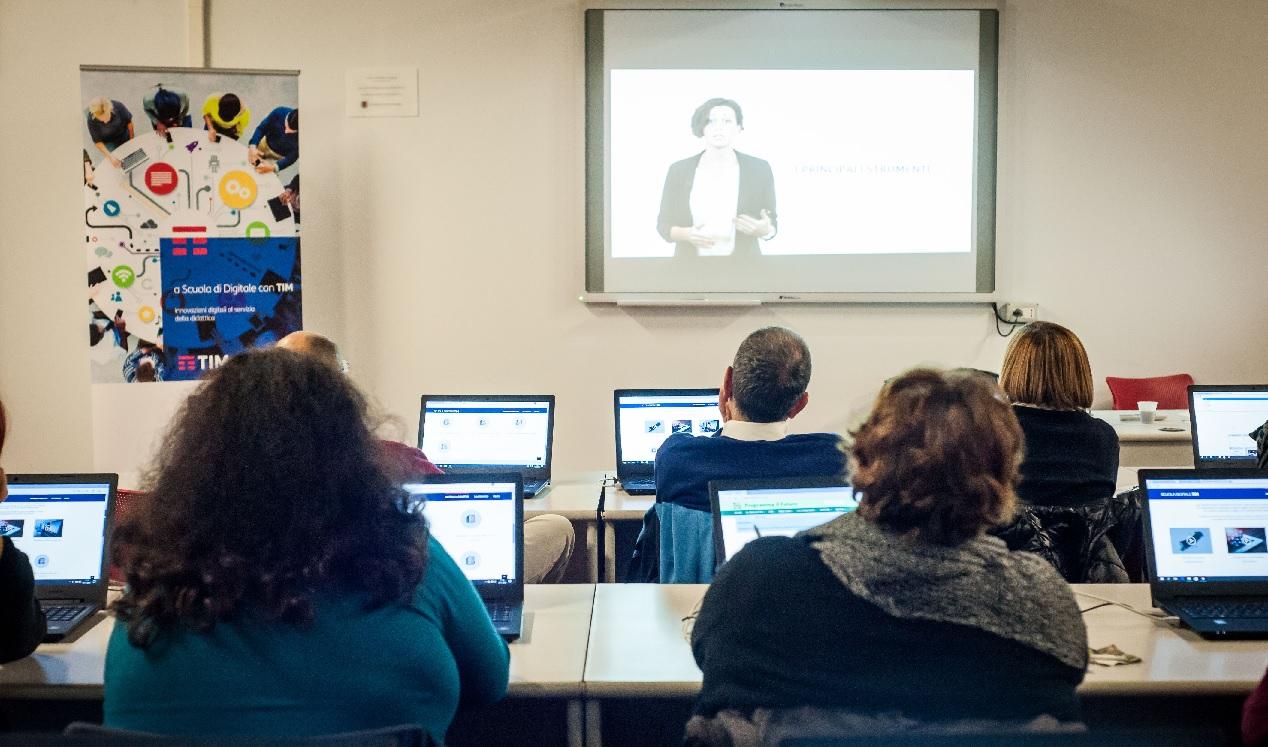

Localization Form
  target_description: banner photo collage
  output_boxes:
[80,66,301,383]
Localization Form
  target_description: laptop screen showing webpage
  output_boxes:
[617,393,721,466]
[1191,389,1268,464]
[405,481,518,586]
[716,483,857,562]
[2,482,111,586]
[420,399,551,469]
[1144,475,1268,584]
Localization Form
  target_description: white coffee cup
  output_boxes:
[1138,400,1159,424]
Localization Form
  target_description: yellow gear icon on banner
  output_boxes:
[219,170,258,210]
[138,306,156,324]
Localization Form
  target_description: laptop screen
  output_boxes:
[713,480,857,563]
[1143,474,1268,584]
[2,481,112,586]
[419,397,552,470]
[1190,388,1268,465]
[404,479,520,587]
[616,390,721,466]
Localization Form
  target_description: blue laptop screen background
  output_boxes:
[717,485,857,561]
[1146,477,1268,583]
[421,400,550,468]
[404,481,518,586]
[2,483,111,585]
[617,394,721,465]
[1191,391,1268,462]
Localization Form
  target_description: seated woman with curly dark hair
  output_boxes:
[105,348,508,740]
[687,369,1088,744]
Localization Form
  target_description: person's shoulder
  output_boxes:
[716,535,818,586]
[786,431,843,445]
[658,432,704,454]
[731,535,814,566]
[1001,544,1081,614]
[667,153,702,174]
[413,536,466,602]
[1087,412,1117,440]
[735,151,773,171]
[784,432,846,453]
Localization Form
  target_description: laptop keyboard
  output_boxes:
[44,604,89,623]
[1176,601,1268,619]
[622,477,656,493]
[487,602,516,624]
[120,150,149,171]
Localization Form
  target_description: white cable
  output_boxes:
[1073,590,1173,620]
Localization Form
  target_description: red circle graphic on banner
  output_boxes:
[145,163,178,195]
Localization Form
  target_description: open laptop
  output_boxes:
[613,388,720,494]
[117,147,150,172]
[1188,385,1268,467]
[418,395,555,497]
[1140,468,1268,638]
[3,474,117,641]
[710,477,857,567]
[403,474,524,641]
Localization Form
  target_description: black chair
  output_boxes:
[993,490,1144,584]
[62,722,429,746]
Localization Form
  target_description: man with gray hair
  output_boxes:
[276,331,575,584]
[652,327,845,583]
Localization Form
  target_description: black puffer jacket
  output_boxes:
[993,489,1144,583]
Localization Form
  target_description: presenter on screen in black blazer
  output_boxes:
[657,98,777,257]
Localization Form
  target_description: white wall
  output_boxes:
[2,0,1265,475]
[0,0,191,471]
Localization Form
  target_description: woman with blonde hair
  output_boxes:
[999,321,1118,506]
[85,96,134,167]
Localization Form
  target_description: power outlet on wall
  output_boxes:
[1000,303,1038,324]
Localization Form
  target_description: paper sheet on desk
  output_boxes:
[1088,644,1141,667]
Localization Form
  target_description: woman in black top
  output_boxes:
[0,398,47,663]
[1000,321,1119,506]
[657,98,776,258]
[687,370,1087,744]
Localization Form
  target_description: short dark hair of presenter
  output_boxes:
[691,97,744,137]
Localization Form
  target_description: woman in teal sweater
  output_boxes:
[104,348,508,741]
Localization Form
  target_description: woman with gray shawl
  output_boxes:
[687,369,1088,745]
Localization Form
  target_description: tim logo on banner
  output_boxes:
[161,227,301,381]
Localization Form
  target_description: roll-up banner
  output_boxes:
[80,66,301,474]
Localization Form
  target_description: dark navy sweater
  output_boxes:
[249,107,299,171]
[654,431,846,512]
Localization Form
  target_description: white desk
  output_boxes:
[584,584,703,699]
[584,582,1268,698]
[0,612,113,701]
[1091,410,1192,467]
[1076,583,1268,695]
[0,585,595,701]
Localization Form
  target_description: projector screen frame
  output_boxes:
[583,5,1000,305]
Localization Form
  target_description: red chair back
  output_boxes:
[110,488,147,583]
[1105,373,1194,410]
